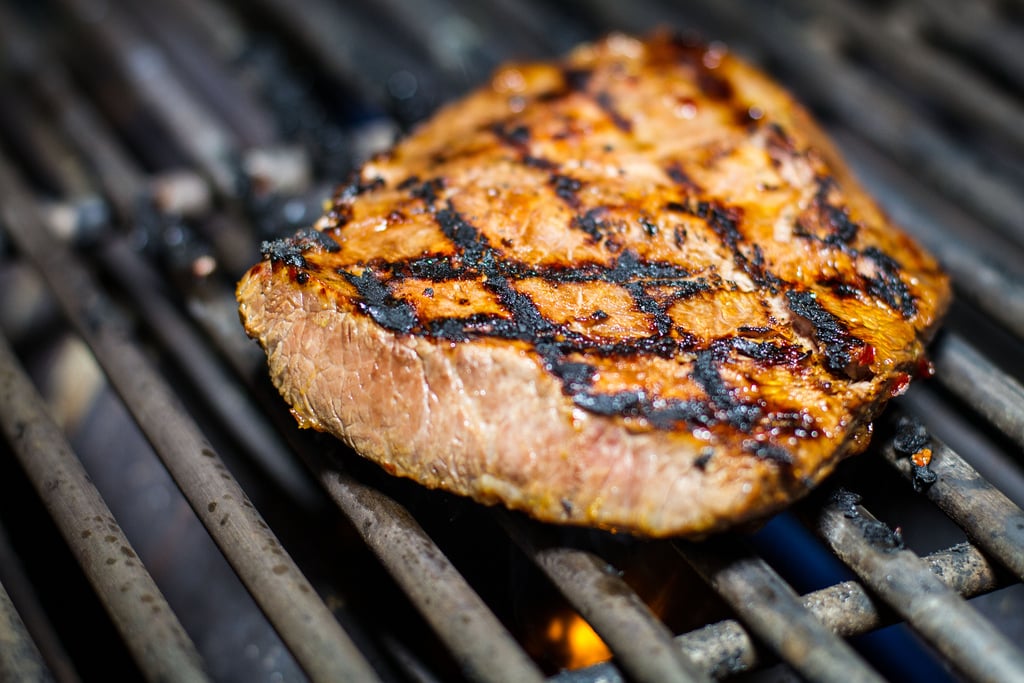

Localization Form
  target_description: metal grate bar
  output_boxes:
[0,333,209,682]
[804,0,1024,155]
[932,335,1024,450]
[0,3,144,221]
[813,493,1024,683]
[0,523,80,683]
[551,541,1007,680]
[0,153,381,683]
[503,518,710,683]
[913,0,1024,90]
[54,0,240,197]
[0,574,54,683]
[313,466,547,683]
[882,409,1024,581]
[676,538,884,683]
[114,0,277,149]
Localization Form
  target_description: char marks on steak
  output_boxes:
[237,32,950,537]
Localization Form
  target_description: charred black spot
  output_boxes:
[893,417,938,492]
[261,228,339,268]
[343,269,418,333]
[694,449,713,470]
[550,361,597,394]
[563,67,593,92]
[550,174,583,208]
[572,208,610,242]
[665,162,701,193]
[831,488,905,551]
[295,271,309,285]
[697,201,743,250]
[523,155,557,170]
[692,345,762,432]
[436,205,490,265]
[338,173,385,201]
[594,91,632,132]
[639,216,658,237]
[744,441,794,465]
[861,247,917,318]
[731,337,809,365]
[786,290,870,379]
[409,177,445,206]
[491,122,531,148]
[697,71,733,100]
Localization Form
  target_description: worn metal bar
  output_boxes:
[804,0,1024,155]
[0,520,82,683]
[0,152,381,683]
[503,518,710,683]
[932,334,1024,451]
[313,464,547,683]
[54,0,240,197]
[0,333,209,682]
[0,575,55,683]
[0,2,144,218]
[115,0,277,149]
[676,538,883,683]
[103,227,544,683]
[882,409,1024,581]
[812,493,1024,683]
[562,542,1005,682]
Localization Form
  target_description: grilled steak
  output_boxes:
[237,33,950,537]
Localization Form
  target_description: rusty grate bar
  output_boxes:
[676,538,883,683]
[564,541,1007,681]
[0,573,54,683]
[882,409,1024,580]
[503,517,709,683]
[812,493,1024,683]
[0,153,381,683]
[931,335,1024,451]
[0,333,209,682]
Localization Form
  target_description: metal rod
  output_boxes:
[881,409,1024,581]
[932,334,1024,451]
[0,152,381,683]
[313,464,547,683]
[804,0,1024,155]
[54,0,240,197]
[676,537,884,683]
[565,541,1006,681]
[503,517,710,683]
[0,521,82,683]
[0,575,55,683]
[0,333,209,683]
[812,491,1024,683]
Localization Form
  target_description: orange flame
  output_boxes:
[545,612,611,670]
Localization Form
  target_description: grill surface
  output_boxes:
[1,1,1024,682]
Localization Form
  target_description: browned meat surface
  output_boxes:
[237,32,950,537]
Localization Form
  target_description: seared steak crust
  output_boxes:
[237,33,950,536]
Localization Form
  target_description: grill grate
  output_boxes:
[1,0,1024,682]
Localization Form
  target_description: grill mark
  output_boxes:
[665,162,702,194]
[594,91,632,132]
[861,247,917,318]
[550,174,583,209]
[572,207,610,242]
[786,290,872,379]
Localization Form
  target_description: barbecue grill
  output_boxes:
[2,0,1023,681]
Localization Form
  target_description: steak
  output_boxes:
[237,32,950,537]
